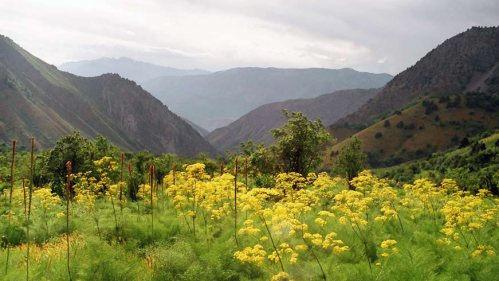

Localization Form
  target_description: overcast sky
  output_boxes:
[1,0,498,75]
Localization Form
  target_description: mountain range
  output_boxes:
[206,88,380,152]
[58,57,209,84]
[0,35,217,156]
[142,68,393,131]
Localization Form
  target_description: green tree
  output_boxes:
[336,136,366,190]
[269,110,331,176]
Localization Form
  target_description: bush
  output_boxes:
[375,132,383,139]
[254,174,276,188]
[404,123,416,130]
[422,100,439,115]
[396,121,405,128]
[384,120,391,127]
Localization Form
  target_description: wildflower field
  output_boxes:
[1,152,498,281]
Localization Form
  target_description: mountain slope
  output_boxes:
[142,67,393,130]
[183,118,210,137]
[206,88,379,152]
[0,35,218,156]
[324,92,499,169]
[336,26,499,126]
[59,57,209,83]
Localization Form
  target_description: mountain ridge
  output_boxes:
[206,88,380,152]
[336,26,499,126]
[59,57,210,84]
[0,35,218,156]
[143,67,393,130]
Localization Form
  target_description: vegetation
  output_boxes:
[325,92,499,170]
[335,137,366,190]
[0,100,499,281]
[379,131,499,194]
[1,146,498,281]
[268,110,331,176]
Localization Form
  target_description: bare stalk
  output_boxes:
[27,137,35,281]
[120,152,124,214]
[22,177,26,215]
[9,140,16,203]
[245,157,248,188]
[65,161,73,281]
[234,157,238,245]
[150,164,155,241]
[5,140,16,275]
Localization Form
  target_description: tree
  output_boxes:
[269,110,332,176]
[336,137,366,190]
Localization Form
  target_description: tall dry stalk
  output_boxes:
[220,161,224,175]
[173,163,176,185]
[22,177,26,215]
[9,140,16,203]
[149,164,155,241]
[244,157,248,188]
[234,157,238,245]
[27,138,35,281]
[65,161,73,281]
[120,152,124,214]
[5,140,17,274]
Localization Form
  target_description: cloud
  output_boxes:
[0,0,497,74]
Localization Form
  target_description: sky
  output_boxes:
[0,0,498,75]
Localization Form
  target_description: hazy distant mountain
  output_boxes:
[0,35,218,156]
[142,68,393,131]
[59,57,210,83]
[182,118,210,137]
[206,88,379,151]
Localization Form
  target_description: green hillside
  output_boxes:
[377,131,499,194]
[324,92,499,169]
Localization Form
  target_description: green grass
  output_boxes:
[1,179,498,281]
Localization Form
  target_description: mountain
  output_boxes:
[142,67,393,131]
[59,57,210,83]
[336,26,499,126]
[206,88,380,152]
[324,92,499,170]
[182,118,210,137]
[0,35,218,156]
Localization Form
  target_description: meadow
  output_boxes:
[1,149,498,281]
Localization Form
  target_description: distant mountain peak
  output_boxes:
[58,57,210,83]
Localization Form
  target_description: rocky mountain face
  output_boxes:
[0,35,218,156]
[59,57,209,84]
[206,88,380,152]
[142,67,392,131]
[336,26,499,126]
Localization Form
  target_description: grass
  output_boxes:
[1,172,498,281]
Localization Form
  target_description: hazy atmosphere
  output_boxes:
[1,1,499,281]
[1,0,498,74]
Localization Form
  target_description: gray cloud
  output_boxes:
[0,0,497,75]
